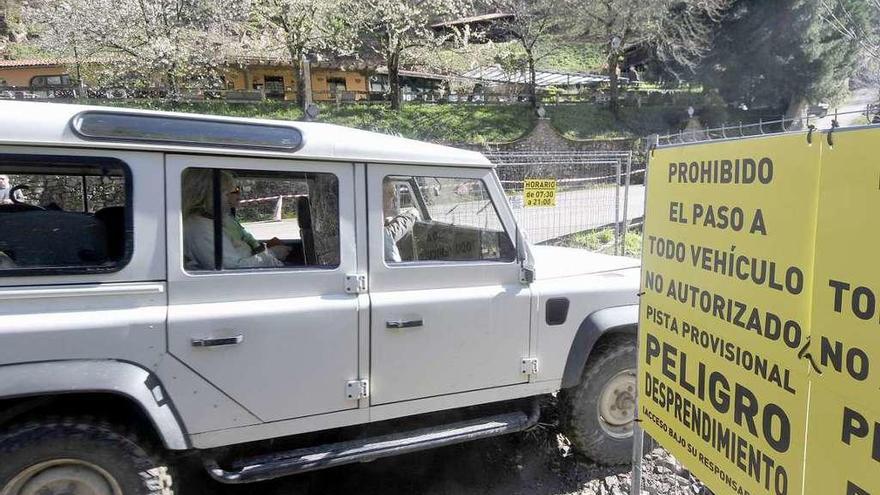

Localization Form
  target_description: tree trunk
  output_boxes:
[784,97,808,130]
[527,50,537,108]
[389,48,401,111]
[608,52,620,114]
[293,57,305,107]
[165,68,179,102]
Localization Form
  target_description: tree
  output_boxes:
[484,0,565,108]
[569,0,729,113]
[26,0,247,97]
[700,0,868,119]
[349,0,470,110]
[819,0,879,61]
[248,0,355,107]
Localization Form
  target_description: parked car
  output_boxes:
[0,102,641,494]
[2,90,39,100]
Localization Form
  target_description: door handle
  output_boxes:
[191,335,244,348]
[386,319,423,329]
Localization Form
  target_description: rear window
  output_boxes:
[0,155,132,276]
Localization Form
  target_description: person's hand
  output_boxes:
[268,244,292,261]
[266,237,284,248]
[402,207,421,221]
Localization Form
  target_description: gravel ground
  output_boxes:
[184,413,710,495]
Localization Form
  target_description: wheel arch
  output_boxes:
[0,360,189,450]
[560,305,638,389]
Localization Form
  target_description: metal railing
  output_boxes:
[653,105,879,147]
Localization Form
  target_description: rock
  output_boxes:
[605,475,620,487]
[655,457,678,473]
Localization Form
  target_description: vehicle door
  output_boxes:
[367,164,532,405]
[166,155,360,422]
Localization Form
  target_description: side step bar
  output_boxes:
[205,401,540,484]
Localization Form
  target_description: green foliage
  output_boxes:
[538,43,605,72]
[5,41,50,59]
[547,103,686,139]
[700,0,869,112]
[408,40,605,76]
[559,228,642,258]
[319,103,534,143]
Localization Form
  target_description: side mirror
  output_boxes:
[515,225,534,284]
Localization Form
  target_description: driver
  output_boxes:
[182,169,291,269]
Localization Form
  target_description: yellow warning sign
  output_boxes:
[804,127,880,495]
[523,178,557,207]
[640,127,880,495]
[639,134,821,495]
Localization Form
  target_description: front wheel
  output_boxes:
[559,337,639,465]
[0,417,175,495]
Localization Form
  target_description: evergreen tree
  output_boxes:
[701,0,868,118]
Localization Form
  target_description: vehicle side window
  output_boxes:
[0,155,131,275]
[181,167,339,271]
[383,175,515,264]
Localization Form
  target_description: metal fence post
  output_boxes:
[614,157,622,255]
[621,152,632,256]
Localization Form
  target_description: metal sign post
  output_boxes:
[629,135,657,495]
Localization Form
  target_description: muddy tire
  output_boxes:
[560,337,639,465]
[0,417,174,495]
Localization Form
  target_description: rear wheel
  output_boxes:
[0,417,174,495]
[560,337,639,465]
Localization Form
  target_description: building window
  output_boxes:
[327,77,347,94]
[30,74,72,88]
[0,155,132,276]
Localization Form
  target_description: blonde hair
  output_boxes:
[182,168,235,218]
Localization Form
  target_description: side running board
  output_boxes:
[205,402,540,484]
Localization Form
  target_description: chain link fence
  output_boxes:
[485,151,644,257]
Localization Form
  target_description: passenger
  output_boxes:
[0,175,19,204]
[383,181,420,263]
[182,169,290,269]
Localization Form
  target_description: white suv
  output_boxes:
[0,101,640,494]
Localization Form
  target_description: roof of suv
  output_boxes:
[0,101,493,168]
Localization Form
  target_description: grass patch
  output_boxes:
[318,103,534,144]
[547,103,684,140]
[76,99,534,144]
[552,228,642,258]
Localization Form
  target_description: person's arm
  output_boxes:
[384,210,419,242]
[185,217,283,270]
[223,238,284,268]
